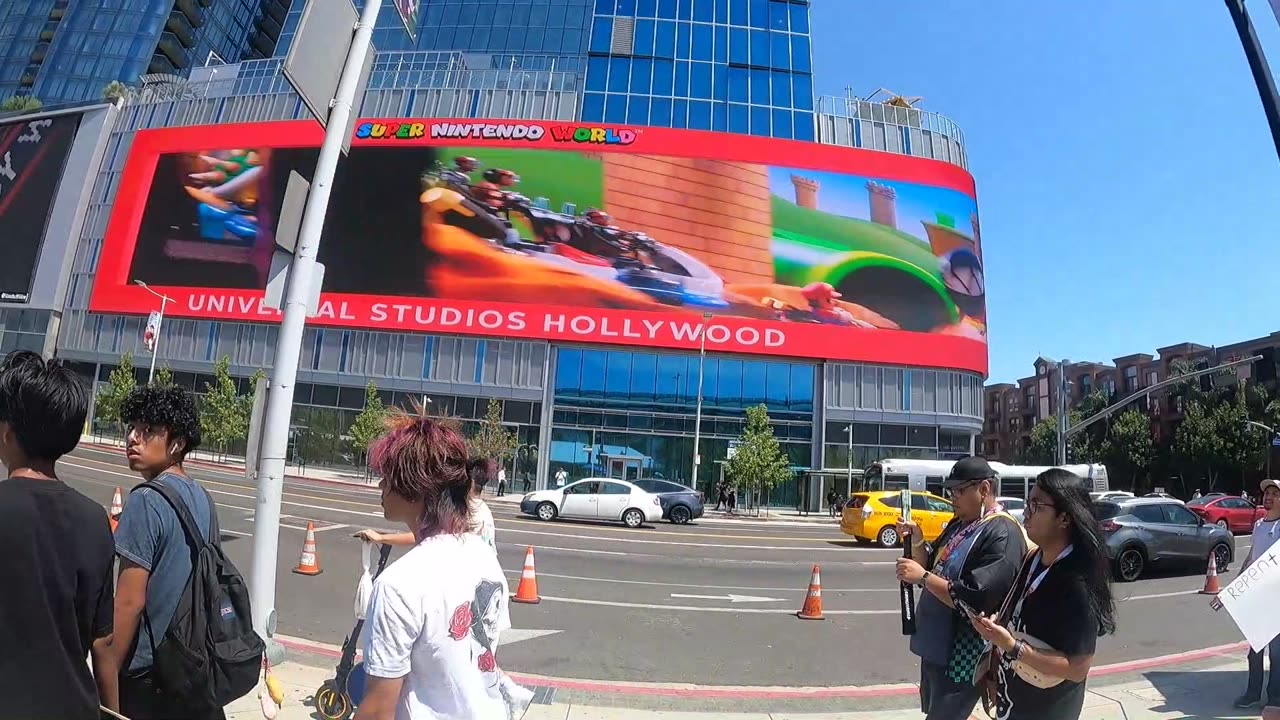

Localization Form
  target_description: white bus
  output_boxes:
[862,459,1110,499]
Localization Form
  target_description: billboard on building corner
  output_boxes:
[89,118,987,374]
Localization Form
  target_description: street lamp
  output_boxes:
[691,312,713,489]
[134,280,173,383]
[1225,0,1280,163]
[1245,420,1276,478]
[844,425,853,493]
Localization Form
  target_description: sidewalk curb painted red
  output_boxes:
[272,635,1250,700]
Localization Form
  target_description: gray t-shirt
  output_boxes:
[114,472,215,672]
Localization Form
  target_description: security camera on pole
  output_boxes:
[246,0,391,665]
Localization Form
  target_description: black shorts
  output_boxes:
[920,660,979,720]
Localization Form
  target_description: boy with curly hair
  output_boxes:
[94,383,225,719]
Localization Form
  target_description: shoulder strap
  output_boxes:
[995,551,1038,624]
[140,480,211,552]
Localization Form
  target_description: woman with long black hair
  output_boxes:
[971,468,1117,720]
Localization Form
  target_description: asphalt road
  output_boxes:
[57,445,1252,689]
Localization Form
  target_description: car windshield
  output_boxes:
[1186,497,1211,507]
[1094,502,1122,520]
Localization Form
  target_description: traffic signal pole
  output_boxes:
[1226,0,1280,162]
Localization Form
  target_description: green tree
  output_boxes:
[153,364,174,387]
[1021,389,1110,465]
[1174,399,1222,492]
[0,95,42,112]
[94,353,137,436]
[101,80,133,104]
[200,357,248,459]
[348,381,389,465]
[1101,410,1155,491]
[724,404,793,516]
[466,398,517,466]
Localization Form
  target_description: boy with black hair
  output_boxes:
[0,350,115,719]
[95,383,225,719]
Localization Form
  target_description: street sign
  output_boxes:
[1271,437,1280,447]
[281,0,372,155]
[393,0,419,43]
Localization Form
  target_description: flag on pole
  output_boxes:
[143,311,161,351]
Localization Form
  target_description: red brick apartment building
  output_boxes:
[982,332,1280,463]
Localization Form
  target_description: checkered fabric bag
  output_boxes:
[946,618,987,683]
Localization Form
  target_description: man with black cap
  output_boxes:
[896,456,1029,719]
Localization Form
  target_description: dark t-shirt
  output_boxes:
[997,550,1099,720]
[0,477,116,720]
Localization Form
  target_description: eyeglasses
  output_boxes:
[1026,499,1056,516]
[944,480,984,499]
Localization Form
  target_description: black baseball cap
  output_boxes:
[943,456,996,489]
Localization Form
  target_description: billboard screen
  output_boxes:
[0,112,83,303]
[91,119,986,373]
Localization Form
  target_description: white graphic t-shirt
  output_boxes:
[362,532,512,720]
[471,499,497,552]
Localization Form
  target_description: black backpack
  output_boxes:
[137,480,264,711]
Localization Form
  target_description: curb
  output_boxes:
[272,635,1249,700]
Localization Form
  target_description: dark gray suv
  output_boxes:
[1095,497,1234,582]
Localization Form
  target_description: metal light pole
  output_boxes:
[134,280,172,383]
[1245,420,1276,478]
[844,425,853,493]
[690,312,712,489]
[1226,0,1280,162]
[248,0,382,645]
[1055,361,1071,466]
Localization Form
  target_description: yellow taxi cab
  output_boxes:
[840,490,955,548]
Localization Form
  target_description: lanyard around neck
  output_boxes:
[1024,545,1073,597]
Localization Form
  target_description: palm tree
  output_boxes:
[101,80,133,105]
[0,95,43,113]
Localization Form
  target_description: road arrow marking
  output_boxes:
[502,628,562,645]
[670,593,785,603]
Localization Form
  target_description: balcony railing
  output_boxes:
[156,32,190,67]
[814,91,968,170]
[149,52,178,76]
[167,11,197,47]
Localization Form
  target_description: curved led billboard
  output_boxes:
[90,119,987,374]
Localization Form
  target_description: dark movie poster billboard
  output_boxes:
[0,113,82,303]
[91,119,987,374]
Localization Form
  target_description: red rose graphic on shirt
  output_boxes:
[448,603,472,641]
[477,650,496,672]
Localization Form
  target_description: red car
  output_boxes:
[1187,495,1265,533]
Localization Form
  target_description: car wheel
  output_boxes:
[1212,542,1231,573]
[877,525,900,548]
[536,502,558,522]
[1115,547,1144,582]
[669,505,692,524]
[623,508,645,528]
[1216,518,1230,531]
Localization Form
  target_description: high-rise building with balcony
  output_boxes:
[0,0,290,105]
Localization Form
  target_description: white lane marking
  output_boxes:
[670,593,785,603]
[1119,589,1202,601]
[498,525,884,552]
[503,544,626,557]
[535,595,897,614]
[500,629,563,645]
[221,529,253,537]
[313,523,351,533]
[496,568,895,593]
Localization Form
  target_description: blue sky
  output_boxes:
[812,1,1280,383]
[766,166,979,247]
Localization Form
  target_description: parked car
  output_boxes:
[633,479,705,524]
[1143,492,1183,502]
[1090,491,1135,502]
[997,497,1026,524]
[841,491,954,548]
[520,478,663,528]
[1094,497,1234,582]
[1186,495,1265,534]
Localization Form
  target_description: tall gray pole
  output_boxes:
[248,0,382,644]
[691,314,710,488]
[148,294,167,384]
[1055,361,1069,466]
[1226,0,1280,162]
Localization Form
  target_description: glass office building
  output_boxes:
[0,0,289,105]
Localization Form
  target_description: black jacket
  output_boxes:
[926,510,1029,615]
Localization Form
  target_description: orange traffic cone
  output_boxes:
[1199,552,1220,595]
[292,522,323,576]
[797,564,824,620]
[108,487,124,533]
[512,546,541,604]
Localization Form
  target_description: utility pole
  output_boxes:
[1056,361,1070,466]
[690,312,712,489]
[1226,0,1280,162]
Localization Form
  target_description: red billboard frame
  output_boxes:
[91,119,987,375]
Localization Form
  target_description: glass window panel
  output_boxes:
[658,0,678,18]
[582,91,606,121]
[605,94,628,123]
[689,100,712,129]
[556,349,582,392]
[749,0,769,28]
[627,95,651,125]
[789,2,809,33]
[712,64,728,101]
[692,23,713,61]
[596,0,616,13]
[770,31,790,69]
[580,350,606,396]
[730,0,749,24]
[523,28,544,52]
[605,352,632,396]
[691,357,714,404]
[793,74,814,110]
[749,67,770,104]
[791,34,811,72]
[768,0,788,30]
[729,27,748,63]
[672,99,689,127]
[650,96,673,125]
[656,355,684,401]
[750,105,771,136]
[652,58,675,94]
[728,103,749,133]
[853,423,879,444]
[771,70,791,106]
[714,359,741,407]
[655,20,676,56]
[727,66,748,102]
[765,363,789,405]
[676,22,691,58]
[881,424,907,446]
[694,0,715,22]
[618,0,637,14]
[638,0,657,16]
[608,57,631,92]
[674,60,691,95]
[590,17,613,53]
[690,61,712,97]
[907,425,937,448]
[714,24,728,63]
[630,353,657,402]
[742,361,767,405]
[631,57,653,93]
[586,56,609,91]
[712,102,727,131]
[882,368,902,411]
[634,18,655,56]
[790,364,814,411]
[749,29,768,66]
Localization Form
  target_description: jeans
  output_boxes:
[1245,642,1280,702]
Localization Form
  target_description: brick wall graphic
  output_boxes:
[600,155,774,284]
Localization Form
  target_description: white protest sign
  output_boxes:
[1216,544,1280,652]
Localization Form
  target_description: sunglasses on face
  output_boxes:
[944,479,986,499]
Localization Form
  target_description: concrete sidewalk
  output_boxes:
[226,655,1278,720]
